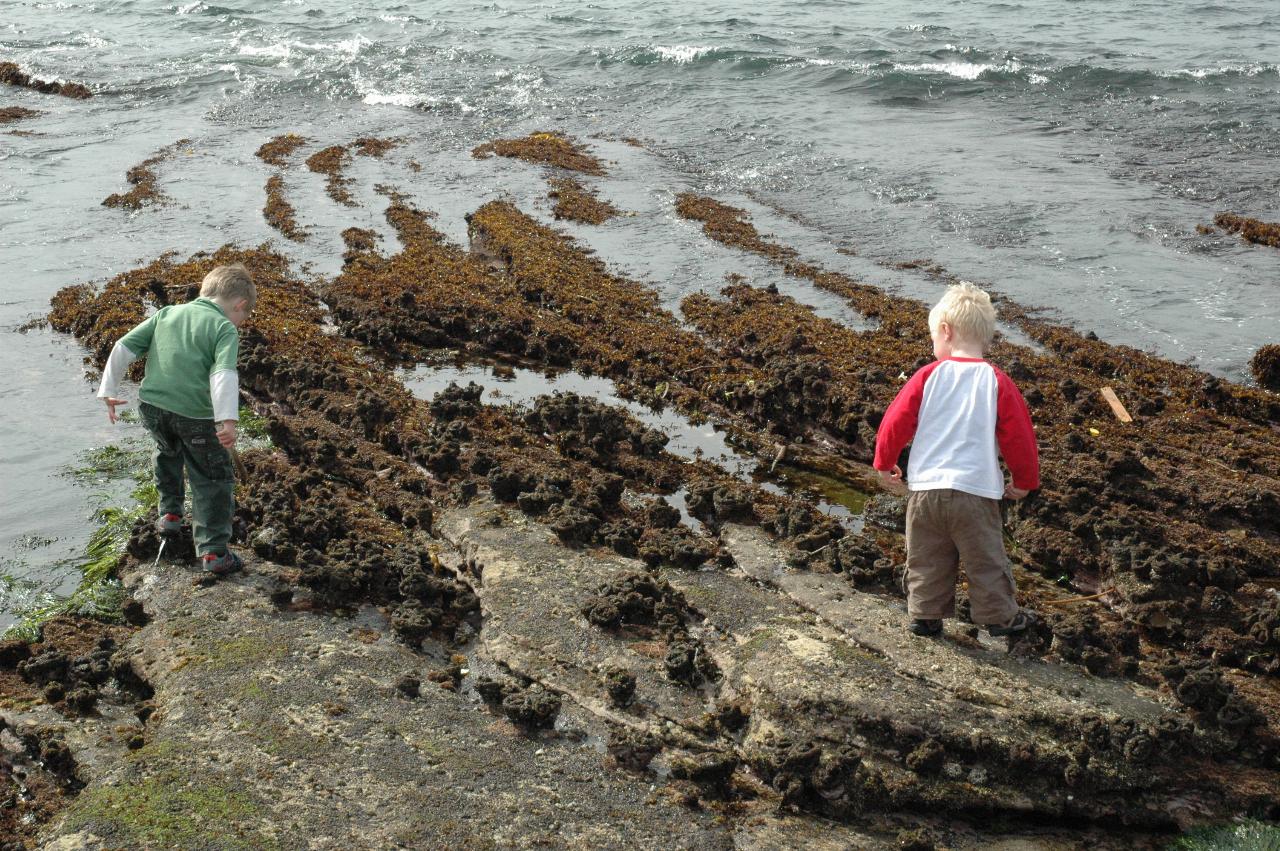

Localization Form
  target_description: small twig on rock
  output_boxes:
[1042,587,1117,606]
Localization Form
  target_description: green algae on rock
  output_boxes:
[472,130,607,175]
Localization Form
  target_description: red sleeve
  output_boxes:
[993,368,1040,491]
[873,363,937,471]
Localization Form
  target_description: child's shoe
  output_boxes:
[156,512,183,535]
[909,618,943,636]
[201,551,243,576]
[988,610,1032,636]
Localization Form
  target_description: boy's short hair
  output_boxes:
[928,281,996,348]
[200,264,256,310]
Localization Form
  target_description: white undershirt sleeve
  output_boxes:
[97,342,139,400]
[210,369,240,423]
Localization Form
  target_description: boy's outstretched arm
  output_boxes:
[98,313,158,423]
[97,340,140,423]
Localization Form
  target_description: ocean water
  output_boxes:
[3,0,1279,628]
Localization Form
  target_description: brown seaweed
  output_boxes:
[353,136,402,158]
[1214,212,1280,248]
[263,175,306,242]
[0,62,91,99]
[548,177,619,224]
[1251,344,1280,391]
[255,133,308,167]
[472,131,606,175]
[101,139,191,210]
[305,144,357,206]
[0,105,40,123]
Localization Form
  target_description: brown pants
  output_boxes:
[905,489,1019,625]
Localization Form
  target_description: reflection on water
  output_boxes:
[399,359,866,531]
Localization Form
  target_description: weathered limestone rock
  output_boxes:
[29,555,733,850]
[21,502,1271,849]
[438,502,1275,836]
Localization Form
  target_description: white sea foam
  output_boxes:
[239,43,291,59]
[174,1,204,14]
[898,59,1024,80]
[1159,63,1276,79]
[327,35,372,56]
[653,45,715,64]
[363,92,420,107]
[1028,72,1048,84]
[236,34,370,61]
[501,70,544,106]
[420,95,475,113]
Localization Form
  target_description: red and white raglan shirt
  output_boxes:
[873,358,1039,499]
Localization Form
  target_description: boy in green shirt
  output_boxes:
[97,265,256,575]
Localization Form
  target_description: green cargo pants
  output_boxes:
[139,401,234,558]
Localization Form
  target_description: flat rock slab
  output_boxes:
[437,504,714,734]
[33,555,734,850]
[720,523,1166,719]
[438,502,1215,831]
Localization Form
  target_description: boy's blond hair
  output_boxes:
[200,264,256,310]
[928,281,996,349]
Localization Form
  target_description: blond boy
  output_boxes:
[98,265,256,575]
[873,282,1039,636]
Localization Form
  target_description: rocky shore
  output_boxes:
[4,130,1278,849]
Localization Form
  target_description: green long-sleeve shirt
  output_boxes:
[118,298,240,420]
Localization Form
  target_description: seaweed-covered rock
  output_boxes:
[604,667,636,707]
[580,571,687,630]
[545,501,599,545]
[862,493,906,534]
[1251,344,1280,391]
[0,638,32,667]
[500,684,562,730]
[17,649,68,687]
[664,637,719,687]
[607,726,662,772]
[669,751,739,793]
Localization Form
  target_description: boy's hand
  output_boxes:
[878,466,908,496]
[1003,483,1030,500]
[104,397,128,423]
[216,420,237,448]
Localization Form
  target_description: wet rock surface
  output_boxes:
[23,556,732,850]
[27,132,1280,847]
